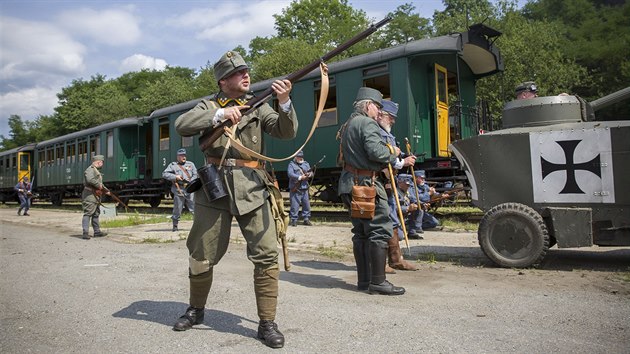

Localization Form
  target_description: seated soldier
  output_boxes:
[394,174,424,239]
[410,170,444,231]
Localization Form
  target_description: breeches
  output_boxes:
[289,189,311,220]
[172,192,195,221]
[186,198,279,275]
[341,193,392,246]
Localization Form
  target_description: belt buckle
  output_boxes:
[225,158,236,167]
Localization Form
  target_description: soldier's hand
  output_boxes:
[402,155,416,167]
[175,175,183,181]
[272,79,292,104]
[394,146,401,156]
[105,191,111,196]
[224,105,250,125]
[19,189,24,192]
[409,203,418,212]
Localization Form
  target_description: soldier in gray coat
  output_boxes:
[81,155,110,239]
[162,148,197,231]
[172,51,297,348]
[337,87,405,296]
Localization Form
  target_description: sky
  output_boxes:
[0,0,515,138]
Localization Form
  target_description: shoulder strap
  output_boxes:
[177,163,191,179]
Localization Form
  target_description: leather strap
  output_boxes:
[222,62,329,163]
[206,157,263,169]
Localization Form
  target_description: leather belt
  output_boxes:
[344,164,377,177]
[207,157,263,169]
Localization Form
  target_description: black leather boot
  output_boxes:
[172,306,205,331]
[352,238,370,291]
[368,242,405,295]
[257,320,284,348]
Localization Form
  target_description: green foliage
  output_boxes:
[249,38,324,81]
[378,3,433,46]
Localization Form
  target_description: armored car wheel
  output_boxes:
[478,202,549,268]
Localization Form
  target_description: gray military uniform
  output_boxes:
[81,164,107,235]
[162,160,197,224]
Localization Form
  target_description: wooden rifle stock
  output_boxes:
[198,16,392,151]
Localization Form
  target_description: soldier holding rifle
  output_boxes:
[337,87,405,296]
[162,148,197,232]
[14,175,32,216]
[287,150,313,226]
[411,170,445,231]
[81,155,110,239]
[172,51,297,348]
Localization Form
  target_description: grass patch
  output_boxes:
[618,271,630,283]
[317,246,347,260]
[423,253,437,264]
[442,218,479,231]
[101,212,170,228]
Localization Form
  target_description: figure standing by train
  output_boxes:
[287,150,313,226]
[172,51,297,348]
[14,176,32,216]
[337,87,405,295]
[81,155,110,239]
[162,148,197,232]
[376,100,418,272]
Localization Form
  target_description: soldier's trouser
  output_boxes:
[82,201,101,234]
[18,195,30,212]
[172,192,195,223]
[186,198,279,320]
[289,189,311,221]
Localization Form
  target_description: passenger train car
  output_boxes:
[0,24,503,206]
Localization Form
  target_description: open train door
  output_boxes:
[434,63,450,157]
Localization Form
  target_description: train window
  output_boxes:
[159,122,170,151]
[78,140,87,162]
[38,151,44,168]
[19,154,29,171]
[67,143,76,163]
[56,145,64,165]
[106,131,114,158]
[90,136,100,156]
[12,156,16,169]
[0,157,3,167]
[314,84,338,127]
[363,75,391,99]
[182,136,193,148]
[47,149,54,165]
[363,64,388,77]
[437,70,447,105]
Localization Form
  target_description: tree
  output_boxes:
[378,3,433,47]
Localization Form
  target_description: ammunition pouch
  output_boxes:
[188,164,228,202]
[350,185,376,219]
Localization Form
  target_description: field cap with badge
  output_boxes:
[214,51,249,82]
[355,87,383,108]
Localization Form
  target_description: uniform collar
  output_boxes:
[215,91,252,108]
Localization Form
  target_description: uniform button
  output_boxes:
[252,136,258,144]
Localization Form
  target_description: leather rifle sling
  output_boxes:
[222,62,329,163]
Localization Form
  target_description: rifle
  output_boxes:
[422,186,466,210]
[198,16,392,151]
[108,191,129,211]
[291,155,325,193]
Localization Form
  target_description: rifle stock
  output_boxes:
[198,16,392,151]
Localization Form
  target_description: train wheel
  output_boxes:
[50,193,63,206]
[148,197,161,208]
[478,202,549,268]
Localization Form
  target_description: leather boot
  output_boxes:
[368,242,405,295]
[388,230,417,271]
[257,320,284,348]
[352,237,370,290]
[172,221,178,232]
[172,306,205,331]
[17,208,22,216]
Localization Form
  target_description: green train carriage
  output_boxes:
[34,118,158,206]
[0,144,36,202]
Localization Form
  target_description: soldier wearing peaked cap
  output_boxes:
[515,81,538,100]
[287,150,313,226]
[172,50,297,348]
[14,175,33,216]
[81,154,110,239]
[162,148,197,232]
[337,87,406,295]
[376,99,419,272]
[410,169,442,231]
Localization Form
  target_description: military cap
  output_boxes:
[515,81,538,94]
[214,51,249,82]
[92,155,104,162]
[414,170,426,178]
[381,100,399,118]
[396,173,412,184]
[296,150,304,157]
[177,148,187,155]
[355,87,383,108]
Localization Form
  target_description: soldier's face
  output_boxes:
[367,101,381,119]
[177,154,186,163]
[221,69,250,97]
[94,160,104,168]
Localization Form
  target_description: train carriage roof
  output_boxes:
[36,117,143,148]
[150,24,502,119]
[0,143,37,157]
